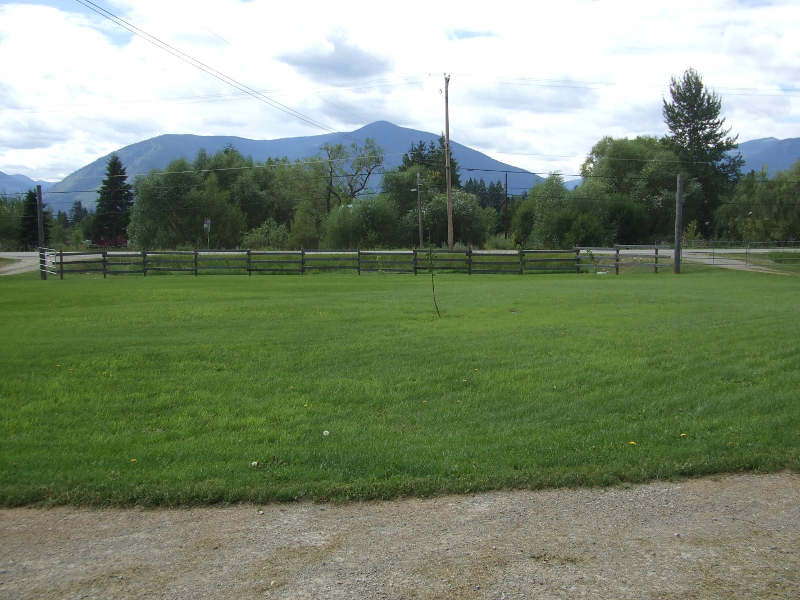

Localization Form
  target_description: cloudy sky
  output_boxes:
[1,0,798,181]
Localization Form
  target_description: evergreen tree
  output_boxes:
[69,200,89,226]
[94,154,134,245]
[18,189,49,250]
[399,136,460,192]
[662,68,743,236]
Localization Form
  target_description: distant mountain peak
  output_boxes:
[0,171,54,195]
[43,121,542,213]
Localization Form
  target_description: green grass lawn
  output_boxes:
[1,269,798,506]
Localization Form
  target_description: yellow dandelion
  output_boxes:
[680,433,687,438]
[628,441,637,446]
[130,458,137,462]
[463,378,468,382]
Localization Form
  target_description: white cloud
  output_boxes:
[0,0,798,180]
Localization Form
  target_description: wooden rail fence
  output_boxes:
[52,246,673,279]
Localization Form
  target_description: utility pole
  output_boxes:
[504,171,509,239]
[416,170,423,248]
[36,184,46,280]
[673,173,684,274]
[444,74,453,250]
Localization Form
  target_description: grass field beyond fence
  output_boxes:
[1,269,798,506]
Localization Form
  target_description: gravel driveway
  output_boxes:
[0,253,38,276]
[1,473,797,599]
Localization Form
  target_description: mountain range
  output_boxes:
[0,172,53,196]
[736,137,800,176]
[4,122,800,214]
[42,121,544,214]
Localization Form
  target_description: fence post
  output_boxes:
[59,250,64,280]
[413,249,417,276]
[575,247,580,274]
[520,248,524,275]
[38,247,46,280]
[102,249,107,279]
[746,243,749,266]
[300,248,305,275]
[357,248,361,275]
[428,248,433,272]
[467,246,472,275]
[142,249,147,276]
[247,249,251,276]
[654,246,659,273]
[615,246,620,275]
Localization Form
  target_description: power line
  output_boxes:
[8,75,429,115]
[72,0,341,135]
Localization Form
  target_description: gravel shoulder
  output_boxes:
[1,472,798,599]
[0,252,42,277]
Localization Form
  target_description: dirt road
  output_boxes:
[0,253,38,276]
[1,473,797,599]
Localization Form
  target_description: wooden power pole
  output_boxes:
[444,74,453,250]
[504,171,509,239]
[416,170,423,247]
[36,184,46,280]
[673,173,684,274]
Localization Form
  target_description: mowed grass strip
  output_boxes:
[1,269,798,506]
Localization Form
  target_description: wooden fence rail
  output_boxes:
[53,246,672,279]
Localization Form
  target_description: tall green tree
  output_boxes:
[715,160,800,242]
[68,201,89,226]
[422,189,493,247]
[93,154,134,245]
[18,189,49,250]
[399,136,461,192]
[0,195,24,250]
[581,136,679,242]
[128,158,202,249]
[662,68,743,236]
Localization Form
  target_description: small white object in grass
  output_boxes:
[258,510,264,515]
[250,461,259,468]
[597,271,608,275]
[323,430,329,437]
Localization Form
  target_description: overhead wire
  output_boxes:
[72,0,342,136]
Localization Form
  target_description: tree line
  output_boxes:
[2,68,798,252]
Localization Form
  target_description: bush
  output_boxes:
[242,219,290,249]
[485,234,517,249]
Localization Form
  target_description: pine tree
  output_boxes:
[94,154,134,245]
[399,137,461,192]
[18,189,49,250]
[662,68,743,236]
